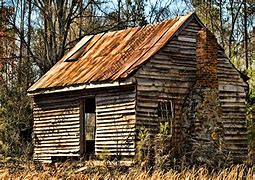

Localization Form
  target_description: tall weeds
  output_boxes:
[0,161,253,179]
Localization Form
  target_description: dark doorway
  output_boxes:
[80,97,96,157]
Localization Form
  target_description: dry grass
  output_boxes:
[0,161,254,180]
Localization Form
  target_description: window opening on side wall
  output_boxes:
[157,100,174,135]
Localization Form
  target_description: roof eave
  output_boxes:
[27,78,135,96]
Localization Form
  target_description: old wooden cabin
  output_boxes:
[28,13,248,163]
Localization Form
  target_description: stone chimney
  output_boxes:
[182,28,227,167]
[196,28,218,89]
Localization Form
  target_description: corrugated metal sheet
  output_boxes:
[28,13,194,93]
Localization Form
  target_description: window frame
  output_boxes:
[157,100,174,135]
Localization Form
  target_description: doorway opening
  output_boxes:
[80,97,96,157]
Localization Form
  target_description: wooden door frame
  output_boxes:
[79,98,85,156]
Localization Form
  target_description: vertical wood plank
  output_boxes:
[79,98,85,156]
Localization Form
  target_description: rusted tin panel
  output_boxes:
[28,13,193,93]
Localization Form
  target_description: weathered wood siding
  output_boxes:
[134,19,200,137]
[217,50,248,162]
[135,18,247,162]
[33,95,80,162]
[32,85,136,162]
[95,88,136,156]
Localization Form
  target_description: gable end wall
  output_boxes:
[134,18,200,140]
[134,18,247,163]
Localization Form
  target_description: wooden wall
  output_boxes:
[95,87,136,156]
[32,85,136,162]
[217,50,248,162]
[33,95,80,162]
[134,19,199,138]
[134,17,248,162]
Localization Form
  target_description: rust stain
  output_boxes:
[28,13,194,93]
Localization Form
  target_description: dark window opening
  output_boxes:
[157,100,174,135]
[85,98,95,113]
[158,101,173,119]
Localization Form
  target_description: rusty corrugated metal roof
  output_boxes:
[28,13,194,93]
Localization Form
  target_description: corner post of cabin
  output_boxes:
[79,98,85,157]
